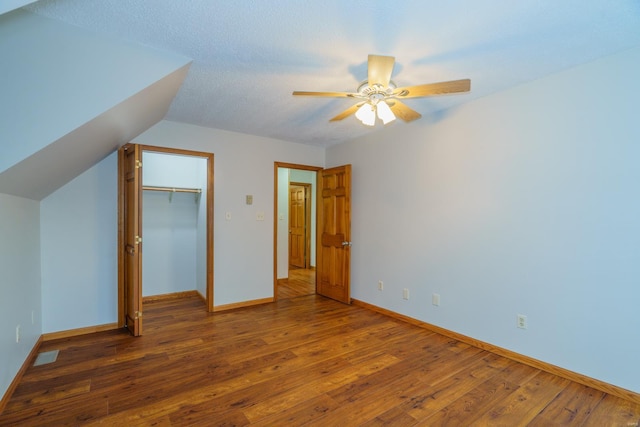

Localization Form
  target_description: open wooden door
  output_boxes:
[317,165,351,304]
[118,143,143,336]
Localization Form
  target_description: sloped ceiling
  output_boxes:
[25,0,640,147]
[0,9,191,200]
[0,0,36,15]
[0,64,190,200]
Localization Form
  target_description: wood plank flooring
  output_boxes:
[2,294,640,426]
[277,268,315,299]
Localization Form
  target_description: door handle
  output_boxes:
[341,241,352,247]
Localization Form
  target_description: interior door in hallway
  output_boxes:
[118,143,143,336]
[317,164,352,304]
[289,183,310,269]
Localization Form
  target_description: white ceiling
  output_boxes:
[25,0,640,148]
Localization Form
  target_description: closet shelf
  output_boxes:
[143,185,202,203]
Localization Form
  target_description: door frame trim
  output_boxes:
[118,144,215,328]
[273,162,322,301]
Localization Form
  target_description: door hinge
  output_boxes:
[135,160,142,169]
[135,235,142,244]
[135,311,143,319]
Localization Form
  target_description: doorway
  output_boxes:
[118,144,214,336]
[273,162,353,304]
[274,163,320,300]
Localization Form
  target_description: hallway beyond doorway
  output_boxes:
[277,268,315,299]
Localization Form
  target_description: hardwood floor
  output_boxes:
[2,294,639,426]
[277,267,315,299]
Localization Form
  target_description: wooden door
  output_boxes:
[118,144,143,336]
[289,184,308,269]
[317,165,351,304]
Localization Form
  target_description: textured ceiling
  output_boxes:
[26,0,640,147]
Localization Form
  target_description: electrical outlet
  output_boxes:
[432,293,440,306]
[16,325,20,343]
[378,281,383,291]
[517,314,527,329]
[403,288,409,300]
[256,211,265,221]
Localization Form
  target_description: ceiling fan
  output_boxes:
[293,54,471,126]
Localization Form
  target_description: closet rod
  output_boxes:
[142,186,202,194]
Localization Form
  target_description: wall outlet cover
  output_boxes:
[517,314,527,329]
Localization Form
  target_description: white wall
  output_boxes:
[326,46,640,393]
[142,152,207,297]
[40,152,117,333]
[133,121,325,305]
[0,194,41,400]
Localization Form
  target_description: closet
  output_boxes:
[141,151,208,299]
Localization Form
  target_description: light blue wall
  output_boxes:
[326,46,640,393]
[276,168,290,278]
[0,194,41,399]
[40,152,118,333]
[195,156,209,299]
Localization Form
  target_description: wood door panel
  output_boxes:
[119,144,143,336]
[321,232,345,247]
[317,165,351,304]
[289,185,306,268]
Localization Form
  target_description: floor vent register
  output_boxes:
[33,350,59,366]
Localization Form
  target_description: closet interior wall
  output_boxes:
[142,151,208,298]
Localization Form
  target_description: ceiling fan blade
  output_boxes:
[388,100,422,122]
[329,103,363,122]
[393,79,471,98]
[368,54,395,88]
[292,91,359,98]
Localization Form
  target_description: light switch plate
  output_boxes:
[432,293,440,306]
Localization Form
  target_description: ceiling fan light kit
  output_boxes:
[375,100,396,125]
[293,54,471,127]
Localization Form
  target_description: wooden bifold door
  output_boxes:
[119,144,143,336]
[118,143,214,336]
